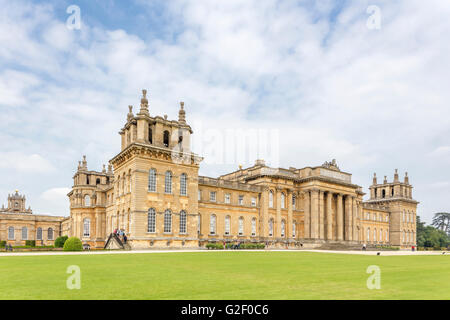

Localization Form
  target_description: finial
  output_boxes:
[139,89,149,115]
[178,102,186,123]
[164,114,168,120]
[102,164,106,173]
[239,164,243,170]
[15,189,18,194]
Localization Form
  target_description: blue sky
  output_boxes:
[0,0,449,224]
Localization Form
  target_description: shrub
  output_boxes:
[63,237,83,251]
[205,243,224,250]
[25,240,36,247]
[55,235,69,248]
[0,241,6,248]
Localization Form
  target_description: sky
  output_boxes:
[0,0,449,223]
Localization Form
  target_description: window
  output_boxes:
[163,130,170,147]
[281,220,285,237]
[148,169,156,192]
[225,193,231,204]
[22,227,28,240]
[293,221,296,238]
[164,210,172,233]
[148,127,153,144]
[36,227,42,240]
[382,189,386,198]
[251,197,256,207]
[373,228,377,242]
[386,230,389,242]
[210,214,216,235]
[198,190,201,201]
[238,217,244,235]
[238,195,244,205]
[269,191,274,208]
[210,191,216,202]
[292,194,296,207]
[366,228,370,242]
[96,178,101,185]
[8,226,14,240]
[269,219,274,237]
[380,229,383,242]
[251,218,256,236]
[83,219,90,237]
[147,208,155,233]
[165,171,172,194]
[180,173,187,196]
[225,216,231,235]
[281,193,285,209]
[84,195,91,206]
[48,228,54,240]
[179,211,187,234]
[366,213,370,220]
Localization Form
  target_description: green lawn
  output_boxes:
[0,251,449,299]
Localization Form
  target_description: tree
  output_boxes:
[63,237,83,251]
[432,212,450,236]
[416,215,450,249]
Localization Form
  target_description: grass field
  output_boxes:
[1,251,449,299]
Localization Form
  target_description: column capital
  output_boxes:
[287,188,294,194]
[275,186,283,192]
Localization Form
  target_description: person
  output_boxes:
[362,243,367,251]
[412,245,415,252]
[123,234,127,244]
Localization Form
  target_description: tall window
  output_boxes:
[164,210,172,233]
[210,214,216,235]
[8,226,14,240]
[210,191,216,202]
[36,227,42,240]
[366,228,370,242]
[146,211,152,231]
[281,193,286,209]
[238,217,244,235]
[251,197,256,207]
[386,230,389,242]
[48,228,54,240]
[198,190,201,200]
[22,227,28,240]
[292,194,296,208]
[83,218,90,237]
[238,195,244,205]
[163,130,170,147]
[165,171,172,194]
[225,216,231,235]
[281,220,285,237]
[373,228,377,242]
[251,218,256,236]
[148,169,156,192]
[179,211,187,234]
[84,195,91,206]
[293,221,296,238]
[180,173,187,196]
[225,193,231,204]
[148,127,153,144]
[269,219,274,237]
[269,191,274,208]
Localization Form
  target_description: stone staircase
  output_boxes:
[316,242,365,251]
[104,233,131,250]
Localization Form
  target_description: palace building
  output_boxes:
[0,90,419,250]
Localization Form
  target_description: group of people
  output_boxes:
[3,244,13,252]
[113,229,128,244]
[223,241,241,249]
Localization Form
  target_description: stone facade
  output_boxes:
[0,191,64,246]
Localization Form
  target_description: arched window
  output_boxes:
[180,173,187,196]
[366,228,370,242]
[269,191,274,208]
[179,211,187,234]
[373,228,377,242]
[148,126,153,144]
[281,220,286,237]
[48,228,54,240]
[382,189,386,198]
[8,226,14,240]
[148,169,156,192]
[281,193,286,209]
[238,217,244,235]
[84,195,91,206]
[210,214,216,235]
[292,194,296,208]
[96,178,101,185]
[165,171,172,194]
[163,130,170,147]
[251,218,256,236]
[293,221,296,238]
[164,210,172,233]
[22,227,28,240]
[386,230,389,242]
[83,218,90,237]
[380,229,383,242]
[269,219,274,237]
[36,227,42,240]
[225,216,231,235]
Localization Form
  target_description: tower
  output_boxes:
[367,169,418,248]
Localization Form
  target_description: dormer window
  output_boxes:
[163,130,169,147]
[149,127,153,144]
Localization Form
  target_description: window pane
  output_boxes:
[148,169,156,192]
[148,208,156,233]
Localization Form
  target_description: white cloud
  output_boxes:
[0,153,55,173]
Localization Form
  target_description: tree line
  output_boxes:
[416,213,450,249]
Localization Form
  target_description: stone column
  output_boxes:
[326,192,333,240]
[287,189,293,239]
[310,189,319,239]
[96,213,101,239]
[319,190,325,239]
[345,196,352,241]
[337,194,344,241]
[261,188,269,238]
[303,191,310,239]
[276,187,282,238]
[352,198,358,242]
